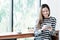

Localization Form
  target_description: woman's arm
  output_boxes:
[49,17,56,35]
[34,27,43,37]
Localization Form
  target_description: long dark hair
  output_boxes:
[37,4,50,29]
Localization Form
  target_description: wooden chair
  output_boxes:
[52,30,59,40]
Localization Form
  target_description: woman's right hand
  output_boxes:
[42,25,47,30]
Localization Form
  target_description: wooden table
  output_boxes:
[0,33,34,39]
[0,30,59,40]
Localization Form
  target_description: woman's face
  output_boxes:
[41,7,49,18]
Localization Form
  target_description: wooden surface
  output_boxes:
[0,33,34,39]
[0,30,59,40]
[52,30,59,40]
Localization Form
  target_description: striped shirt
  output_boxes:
[34,17,56,40]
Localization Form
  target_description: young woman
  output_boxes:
[34,4,56,40]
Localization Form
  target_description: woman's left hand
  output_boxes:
[47,26,52,31]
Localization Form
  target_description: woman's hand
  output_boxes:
[47,26,52,31]
[42,25,47,30]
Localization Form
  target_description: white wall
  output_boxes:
[41,0,60,40]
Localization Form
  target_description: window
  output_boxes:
[0,0,12,33]
[0,0,41,33]
[0,0,41,40]
[13,0,40,33]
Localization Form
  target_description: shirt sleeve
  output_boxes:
[34,26,43,37]
[50,17,56,35]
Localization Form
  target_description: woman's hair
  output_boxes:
[37,4,50,29]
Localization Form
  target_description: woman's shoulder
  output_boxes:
[50,16,56,20]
